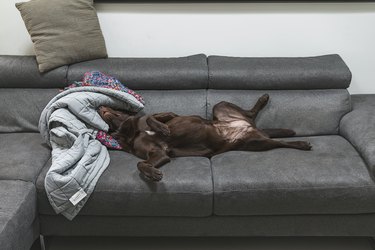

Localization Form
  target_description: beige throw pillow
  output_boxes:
[16,0,107,73]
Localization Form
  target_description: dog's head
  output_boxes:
[98,106,134,132]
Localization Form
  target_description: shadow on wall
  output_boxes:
[95,2,375,14]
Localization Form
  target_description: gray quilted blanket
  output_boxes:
[38,87,143,220]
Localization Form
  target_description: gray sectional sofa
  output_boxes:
[1,54,375,249]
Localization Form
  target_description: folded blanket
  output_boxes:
[39,72,144,220]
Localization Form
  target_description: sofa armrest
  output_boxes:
[340,94,375,175]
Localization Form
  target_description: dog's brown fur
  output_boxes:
[99,94,311,181]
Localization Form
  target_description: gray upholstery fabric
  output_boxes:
[137,90,207,118]
[0,133,51,182]
[67,54,208,90]
[0,89,59,132]
[0,56,67,88]
[208,54,351,89]
[40,214,375,237]
[340,94,375,177]
[37,151,212,217]
[0,180,39,250]
[207,89,351,136]
[212,135,375,216]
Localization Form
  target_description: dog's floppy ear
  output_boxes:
[118,117,137,141]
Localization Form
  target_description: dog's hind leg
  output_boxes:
[137,149,170,181]
[246,94,269,120]
[240,138,312,151]
[261,128,296,138]
[212,94,269,122]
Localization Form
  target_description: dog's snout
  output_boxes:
[98,106,110,117]
[99,106,111,113]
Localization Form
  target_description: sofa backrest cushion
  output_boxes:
[0,56,67,88]
[0,89,207,132]
[0,54,208,89]
[67,54,208,90]
[207,89,351,136]
[208,54,352,90]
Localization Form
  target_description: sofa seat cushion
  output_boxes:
[0,133,51,182]
[37,151,213,217]
[212,135,375,216]
[0,180,38,250]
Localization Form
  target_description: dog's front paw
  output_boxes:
[159,124,170,137]
[149,168,163,181]
[137,162,163,181]
[153,123,170,137]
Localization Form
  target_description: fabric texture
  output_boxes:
[65,71,145,105]
[37,152,213,217]
[38,85,144,220]
[0,180,39,250]
[96,131,122,150]
[16,0,107,73]
[208,54,352,89]
[137,90,207,118]
[0,56,67,88]
[211,135,375,216]
[0,133,51,182]
[207,89,351,136]
[340,94,375,177]
[0,89,59,132]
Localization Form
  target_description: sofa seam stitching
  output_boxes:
[209,159,215,216]
[82,190,213,195]
[337,90,352,135]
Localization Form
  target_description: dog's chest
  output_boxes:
[214,120,255,143]
[142,130,169,151]
[145,130,155,136]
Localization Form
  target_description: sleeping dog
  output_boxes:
[99,94,312,181]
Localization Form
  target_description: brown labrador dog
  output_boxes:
[99,94,312,181]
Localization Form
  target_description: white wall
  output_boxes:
[1,1,375,94]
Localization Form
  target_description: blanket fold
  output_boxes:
[39,73,144,220]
